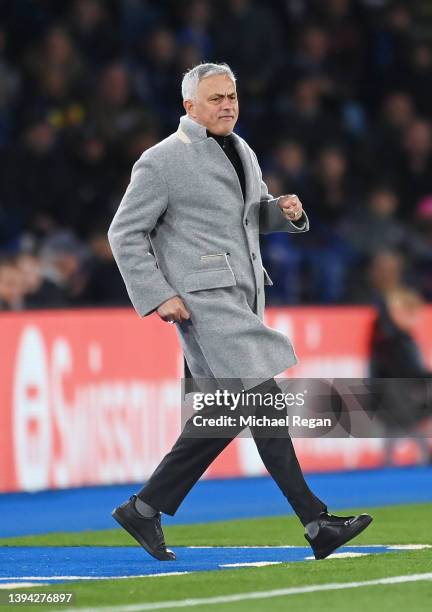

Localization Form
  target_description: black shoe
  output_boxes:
[305,512,373,560]
[112,495,176,561]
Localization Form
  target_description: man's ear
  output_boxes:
[183,99,195,117]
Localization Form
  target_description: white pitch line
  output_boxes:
[187,544,432,550]
[304,552,371,560]
[0,573,189,581]
[219,562,283,568]
[187,546,298,549]
[0,583,48,589]
[59,573,432,612]
[387,545,432,550]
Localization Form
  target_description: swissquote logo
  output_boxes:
[11,325,178,492]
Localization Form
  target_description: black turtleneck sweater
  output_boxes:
[207,130,246,201]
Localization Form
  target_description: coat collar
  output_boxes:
[177,114,244,158]
[178,114,241,143]
[178,115,209,143]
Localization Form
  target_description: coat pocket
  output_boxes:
[263,266,273,286]
[183,267,236,293]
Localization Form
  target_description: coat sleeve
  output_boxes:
[108,155,178,317]
[250,150,310,235]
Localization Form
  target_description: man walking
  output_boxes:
[108,63,372,561]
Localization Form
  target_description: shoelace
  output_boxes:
[323,514,356,525]
[154,514,166,549]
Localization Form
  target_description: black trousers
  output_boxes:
[137,378,327,526]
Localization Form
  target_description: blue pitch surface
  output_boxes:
[1,466,432,538]
[0,545,409,585]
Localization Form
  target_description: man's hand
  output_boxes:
[157,296,190,324]
[278,194,304,222]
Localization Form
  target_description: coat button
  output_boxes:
[245,218,249,225]
[252,253,256,260]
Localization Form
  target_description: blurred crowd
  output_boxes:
[1,0,432,311]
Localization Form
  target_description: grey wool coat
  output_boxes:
[108,114,309,389]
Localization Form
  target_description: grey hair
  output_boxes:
[181,62,236,101]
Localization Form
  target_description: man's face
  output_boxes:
[184,74,239,136]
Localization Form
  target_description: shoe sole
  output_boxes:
[111,508,176,561]
[306,515,373,560]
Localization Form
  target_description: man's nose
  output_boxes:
[222,96,235,110]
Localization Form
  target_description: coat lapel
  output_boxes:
[232,134,258,215]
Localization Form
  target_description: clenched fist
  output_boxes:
[278,194,304,222]
[157,296,190,324]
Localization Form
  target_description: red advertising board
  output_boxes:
[1,306,431,493]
